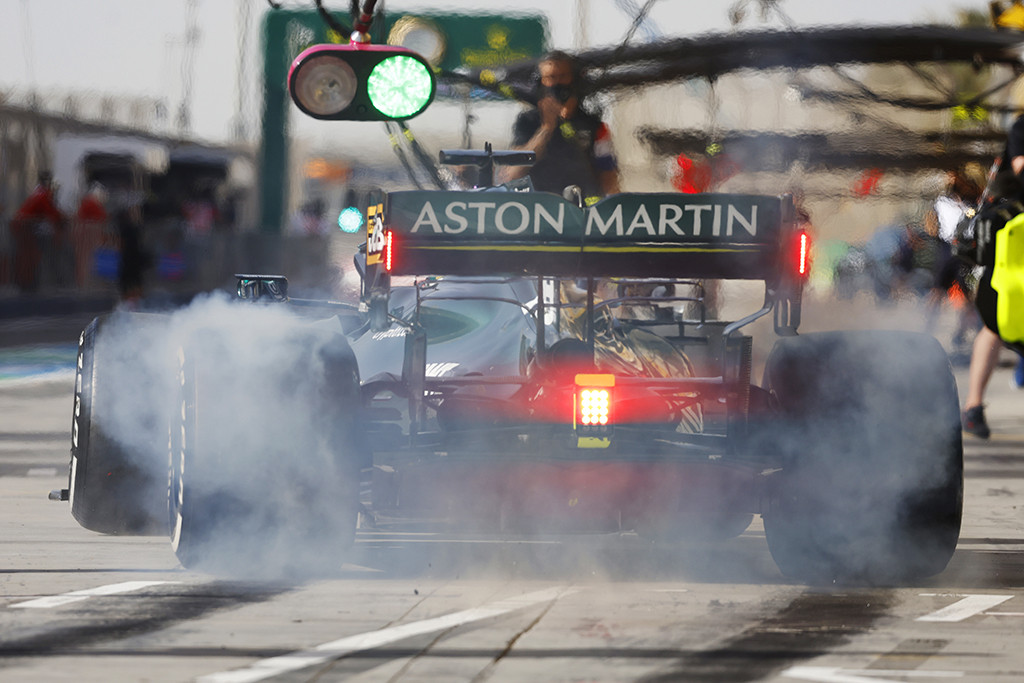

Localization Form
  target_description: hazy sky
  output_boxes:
[0,0,992,144]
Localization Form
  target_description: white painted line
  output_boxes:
[784,665,963,682]
[916,594,1013,622]
[982,611,1024,617]
[2,369,76,388]
[198,586,574,683]
[338,563,385,573]
[10,581,179,609]
[651,589,690,593]
[26,467,58,477]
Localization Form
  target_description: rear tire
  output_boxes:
[761,331,963,585]
[169,323,362,578]
[70,313,169,535]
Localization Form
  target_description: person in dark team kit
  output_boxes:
[506,50,620,204]
[961,118,1024,438]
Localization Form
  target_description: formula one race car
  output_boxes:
[58,145,963,584]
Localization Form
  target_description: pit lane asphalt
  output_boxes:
[2,299,1024,682]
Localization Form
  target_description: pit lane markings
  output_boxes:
[10,580,180,609]
[784,666,963,682]
[25,467,58,477]
[198,586,575,683]
[916,594,1014,622]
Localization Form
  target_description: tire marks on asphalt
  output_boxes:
[638,592,895,683]
[0,581,289,657]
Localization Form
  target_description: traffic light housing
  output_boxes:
[289,43,436,121]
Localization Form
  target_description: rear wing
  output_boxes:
[373,191,795,280]
[363,190,807,334]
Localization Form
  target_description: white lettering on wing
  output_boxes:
[467,202,496,234]
[425,362,460,377]
[659,204,684,235]
[496,202,530,234]
[586,204,623,236]
[626,204,655,236]
[411,202,442,233]
[685,205,711,236]
[371,328,409,340]
[534,202,565,235]
[444,202,469,233]
[727,204,757,236]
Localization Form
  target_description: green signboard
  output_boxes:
[384,14,548,73]
[259,9,548,233]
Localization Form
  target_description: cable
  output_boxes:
[615,0,660,51]
[351,0,379,40]
[397,121,447,189]
[314,0,350,37]
[384,121,424,190]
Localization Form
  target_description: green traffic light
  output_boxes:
[338,206,364,233]
[367,55,434,119]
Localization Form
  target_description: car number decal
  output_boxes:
[367,202,386,265]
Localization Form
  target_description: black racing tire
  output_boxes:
[761,330,963,585]
[169,322,362,578]
[69,313,170,535]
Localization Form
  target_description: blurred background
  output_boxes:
[0,0,1021,312]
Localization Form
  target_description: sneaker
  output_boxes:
[962,405,991,439]
[1012,357,1024,390]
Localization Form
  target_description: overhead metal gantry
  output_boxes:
[457,26,1024,174]
[636,128,1009,173]
[465,26,1024,97]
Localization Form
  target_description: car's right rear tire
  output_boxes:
[70,313,170,535]
[169,323,362,578]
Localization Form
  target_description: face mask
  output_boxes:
[543,84,576,104]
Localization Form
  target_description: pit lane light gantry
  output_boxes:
[289,43,436,121]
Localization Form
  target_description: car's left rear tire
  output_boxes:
[761,330,963,585]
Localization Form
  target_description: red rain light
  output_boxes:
[384,230,394,272]
[574,374,615,429]
[796,230,810,278]
[578,388,611,426]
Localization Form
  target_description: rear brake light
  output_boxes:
[384,230,394,272]
[574,373,614,448]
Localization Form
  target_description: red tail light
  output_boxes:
[384,230,394,272]
[795,230,810,279]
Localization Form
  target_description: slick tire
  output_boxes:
[761,330,963,585]
[69,313,170,535]
[169,323,362,578]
